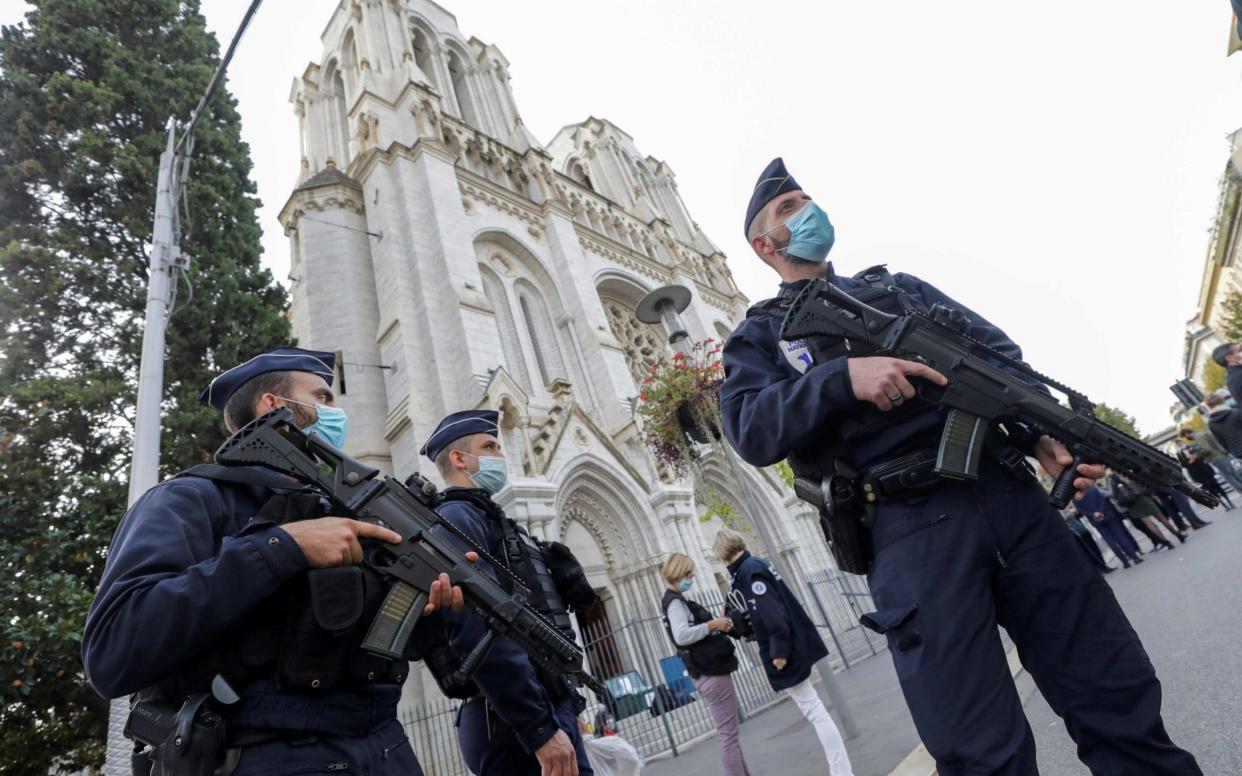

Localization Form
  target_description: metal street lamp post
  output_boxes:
[635,285,860,740]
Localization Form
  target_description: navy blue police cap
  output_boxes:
[744,157,802,237]
[197,347,336,412]
[421,410,500,462]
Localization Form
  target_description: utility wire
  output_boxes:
[175,0,263,157]
[298,215,384,240]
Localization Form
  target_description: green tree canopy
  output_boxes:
[0,0,291,769]
[1218,287,1242,343]
[1092,403,1141,438]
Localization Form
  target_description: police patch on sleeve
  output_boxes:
[750,580,767,596]
[779,339,813,374]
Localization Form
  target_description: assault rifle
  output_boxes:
[215,408,608,699]
[780,279,1219,510]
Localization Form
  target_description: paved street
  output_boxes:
[1026,504,1242,775]
[642,650,920,776]
[643,504,1241,776]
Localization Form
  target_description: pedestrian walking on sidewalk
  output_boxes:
[659,553,751,776]
[714,529,854,776]
[1073,486,1143,568]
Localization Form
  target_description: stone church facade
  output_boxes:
[278,0,838,706]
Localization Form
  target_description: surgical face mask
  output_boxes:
[464,453,508,495]
[277,396,349,449]
[761,201,835,263]
[677,578,694,594]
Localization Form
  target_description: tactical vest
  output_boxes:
[751,265,937,474]
[439,490,575,639]
[437,489,588,702]
[145,464,408,703]
[660,590,737,678]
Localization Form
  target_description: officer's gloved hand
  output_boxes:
[535,729,579,776]
[281,516,402,567]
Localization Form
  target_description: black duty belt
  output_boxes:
[860,451,943,503]
[861,442,1034,504]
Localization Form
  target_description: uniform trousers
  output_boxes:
[1094,519,1142,565]
[784,677,853,775]
[864,460,1200,775]
[456,696,592,776]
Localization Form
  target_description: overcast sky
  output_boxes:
[3,0,1241,434]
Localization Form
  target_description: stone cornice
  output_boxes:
[278,181,367,235]
[576,230,674,286]
[458,170,543,229]
[350,136,458,183]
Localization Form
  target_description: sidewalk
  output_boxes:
[641,652,919,776]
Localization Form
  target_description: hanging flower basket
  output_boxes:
[636,339,724,476]
[676,402,717,444]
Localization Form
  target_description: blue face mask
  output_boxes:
[764,201,835,263]
[677,578,694,594]
[466,454,509,495]
[278,396,349,449]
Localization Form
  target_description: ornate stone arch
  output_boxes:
[444,40,482,130]
[477,263,531,391]
[514,277,567,386]
[594,271,669,384]
[317,58,351,169]
[554,455,661,571]
[408,18,440,90]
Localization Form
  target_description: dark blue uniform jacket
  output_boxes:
[727,551,827,692]
[1073,486,1122,523]
[1227,365,1242,407]
[434,492,565,754]
[719,265,1028,471]
[82,470,401,735]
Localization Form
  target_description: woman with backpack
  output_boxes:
[1101,471,1177,551]
[659,552,752,776]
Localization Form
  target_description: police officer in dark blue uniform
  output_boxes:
[719,159,1202,775]
[713,528,853,775]
[82,348,467,775]
[422,410,593,776]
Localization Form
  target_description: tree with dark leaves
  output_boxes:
[0,0,290,769]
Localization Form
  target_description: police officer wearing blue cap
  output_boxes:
[82,347,468,775]
[720,160,1201,774]
[422,410,596,776]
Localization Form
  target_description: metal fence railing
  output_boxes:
[803,568,886,669]
[400,566,884,775]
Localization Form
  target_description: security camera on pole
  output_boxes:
[636,284,861,740]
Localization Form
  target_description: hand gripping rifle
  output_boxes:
[215,408,609,699]
[780,279,1219,510]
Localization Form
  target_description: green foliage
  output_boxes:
[697,489,749,533]
[1219,287,1242,343]
[1181,412,1207,434]
[772,461,794,489]
[0,1,291,769]
[1092,403,1141,438]
[1203,358,1226,393]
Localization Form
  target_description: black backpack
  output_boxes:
[1112,480,1138,508]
